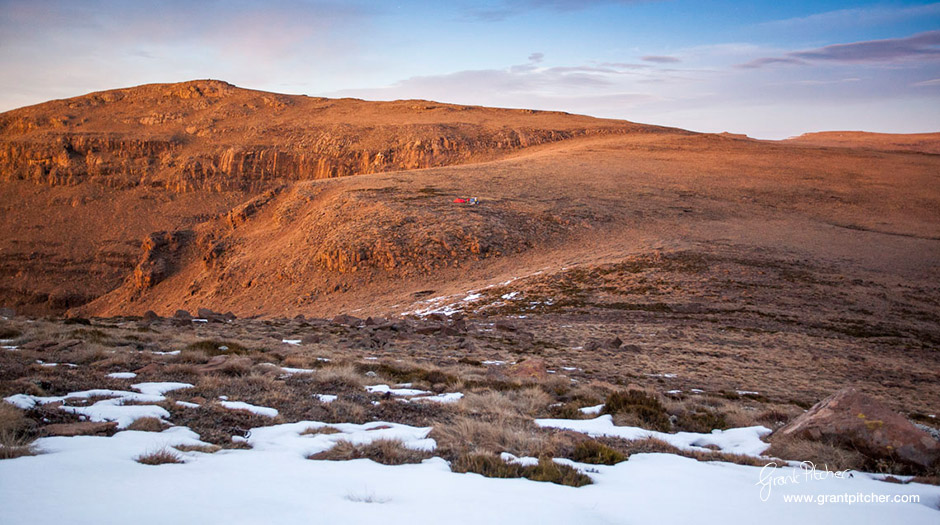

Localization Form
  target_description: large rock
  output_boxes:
[775,388,940,469]
[505,359,549,381]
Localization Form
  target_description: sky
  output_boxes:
[0,0,938,138]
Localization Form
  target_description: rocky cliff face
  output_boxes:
[0,80,651,192]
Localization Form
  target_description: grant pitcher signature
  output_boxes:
[757,461,853,501]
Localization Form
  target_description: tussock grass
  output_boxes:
[459,388,552,419]
[0,399,36,459]
[570,440,626,465]
[766,434,867,472]
[178,349,211,364]
[135,447,184,465]
[173,444,221,454]
[307,438,432,465]
[327,400,368,424]
[451,453,592,487]
[300,426,342,436]
[432,416,550,458]
[0,328,21,339]
[315,364,366,389]
[186,340,248,355]
[604,390,672,432]
[0,430,36,459]
[126,417,166,432]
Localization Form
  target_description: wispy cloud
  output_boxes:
[462,0,657,21]
[738,30,940,69]
[641,55,680,63]
[759,3,940,31]
[912,78,940,87]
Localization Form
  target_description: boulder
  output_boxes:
[173,309,193,320]
[0,307,15,318]
[605,336,623,350]
[331,314,362,327]
[505,359,549,381]
[197,308,229,323]
[141,310,161,322]
[775,388,940,469]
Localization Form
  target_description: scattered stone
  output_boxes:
[0,307,15,318]
[301,334,321,345]
[774,388,940,469]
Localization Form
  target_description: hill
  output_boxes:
[783,131,940,154]
[0,80,671,315]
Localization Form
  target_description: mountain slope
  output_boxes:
[0,80,672,315]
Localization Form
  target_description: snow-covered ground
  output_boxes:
[1,388,938,524]
[536,414,772,457]
[1,419,938,524]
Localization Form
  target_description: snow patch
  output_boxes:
[536,415,772,457]
[219,401,279,418]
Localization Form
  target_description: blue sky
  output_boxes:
[1,0,938,138]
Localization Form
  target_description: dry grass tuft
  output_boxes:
[570,440,626,465]
[604,389,671,432]
[135,447,184,465]
[432,416,549,458]
[0,403,36,460]
[451,453,592,487]
[173,444,222,454]
[459,387,552,419]
[0,430,36,460]
[126,417,166,432]
[316,364,366,389]
[307,438,432,465]
[327,400,368,424]
[300,426,342,436]
[178,349,210,364]
[766,434,867,472]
